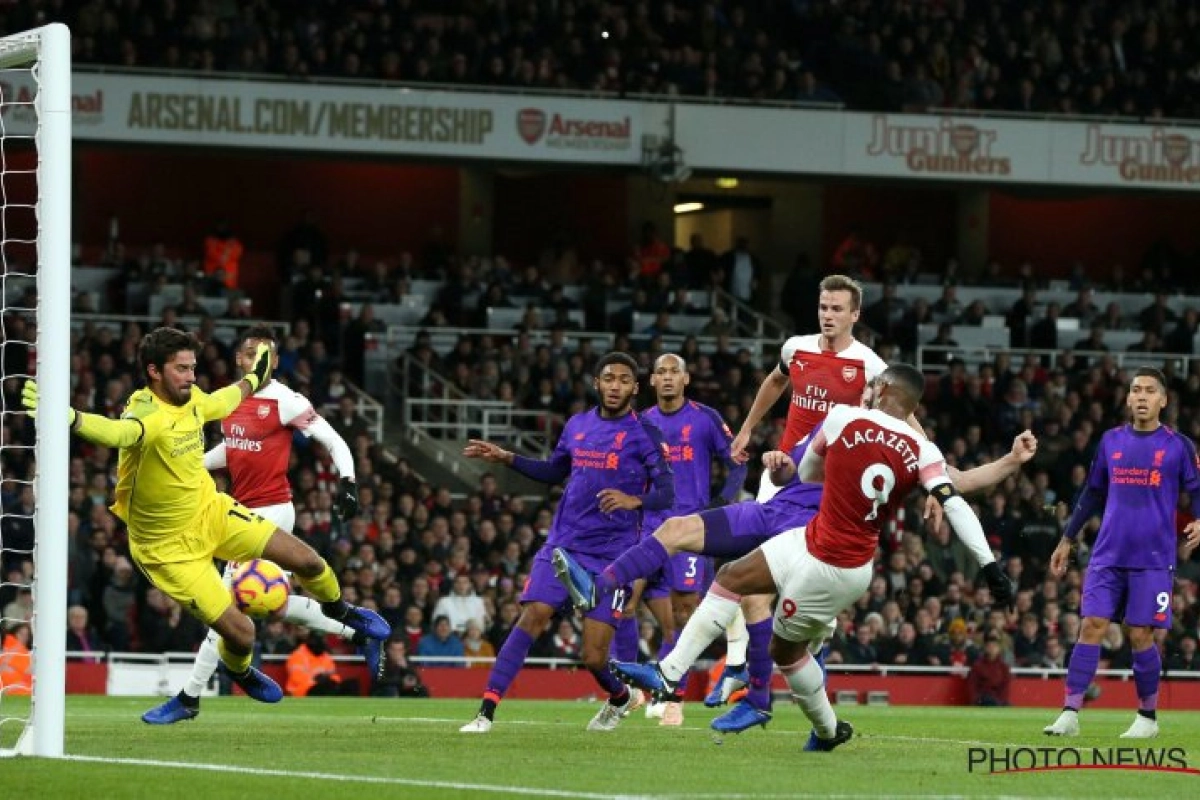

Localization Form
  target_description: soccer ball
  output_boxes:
[230,559,290,619]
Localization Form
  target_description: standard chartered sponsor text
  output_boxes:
[127,93,493,143]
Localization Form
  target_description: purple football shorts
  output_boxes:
[521,544,628,626]
[1081,565,1174,628]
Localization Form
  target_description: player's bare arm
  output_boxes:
[762,449,797,487]
[597,488,641,513]
[924,430,1038,526]
[1049,537,1074,579]
[1183,520,1200,559]
[953,430,1038,495]
[731,367,789,460]
[463,439,514,465]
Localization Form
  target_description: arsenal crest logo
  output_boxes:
[517,108,546,145]
[257,405,271,419]
[842,366,858,382]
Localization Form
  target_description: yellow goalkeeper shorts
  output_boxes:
[130,493,278,625]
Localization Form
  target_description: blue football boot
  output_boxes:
[141,695,200,725]
[803,720,854,752]
[711,699,772,733]
[229,665,283,704]
[341,605,391,641]
[608,659,681,702]
[551,547,597,611]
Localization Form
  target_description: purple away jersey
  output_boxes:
[1066,424,1200,570]
[519,407,673,561]
[641,400,743,596]
[642,400,744,531]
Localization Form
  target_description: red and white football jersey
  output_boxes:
[805,404,950,568]
[222,381,318,508]
[778,334,887,452]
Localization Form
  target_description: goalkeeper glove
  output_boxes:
[22,380,78,426]
[243,342,274,393]
[333,477,359,520]
[981,562,1015,611]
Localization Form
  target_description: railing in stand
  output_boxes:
[393,353,560,459]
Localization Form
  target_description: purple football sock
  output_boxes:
[609,615,640,662]
[590,667,629,703]
[1064,642,1101,711]
[1132,646,1161,714]
[484,626,534,700]
[744,619,773,711]
[597,537,671,593]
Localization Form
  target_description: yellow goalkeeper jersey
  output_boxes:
[77,384,243,544]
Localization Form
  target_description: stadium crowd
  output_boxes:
[14,0,1200,119]
[5,222,1200,700]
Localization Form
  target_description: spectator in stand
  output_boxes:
[933,618,979,669]
[277,209,329,281]
[634,222,670,285]
[417,615,466,668]
[1012,612,1047,667]
[684,233,719,291]
[373,637,429,698]
[843,625,878,666]
[923,323,960,368]
[1167,635,1200,672]
[202,219,243,292]
[1062,287,1100,329]
[1165,309,1200,355]
[1028,300,1061,352]
[432,574,489,636]
[285,628,344,697]
[401,606,426,653]
[0,622,32,696]
[796,70,841,105]
[551,619,582,662]
[719,236,765,306]
[137,588,205,654]
[831,228,879,281]
[1136,292,1178,338]
[967,634,1012,707]
[462,619,495,668]
[65,604,107,662]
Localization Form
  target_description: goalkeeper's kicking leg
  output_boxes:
[142,527,390,724]
[143,567,382,724]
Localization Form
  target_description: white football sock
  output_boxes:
[659,586,741,683]
[724,606,749,666]
[183,629,222,698]
[284,595,354,638]
[782,654,836,738]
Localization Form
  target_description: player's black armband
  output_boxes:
[930,482,959,506]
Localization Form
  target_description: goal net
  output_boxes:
[0,23,71,758]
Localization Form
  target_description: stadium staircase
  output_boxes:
[385,353,557,496]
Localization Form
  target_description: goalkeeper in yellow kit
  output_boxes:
[24,327,390,705]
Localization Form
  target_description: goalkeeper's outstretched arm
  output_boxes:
[22,342,275,449]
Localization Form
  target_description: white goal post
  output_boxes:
[0,22,71,759]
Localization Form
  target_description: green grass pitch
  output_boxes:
[4,696,1200,798]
